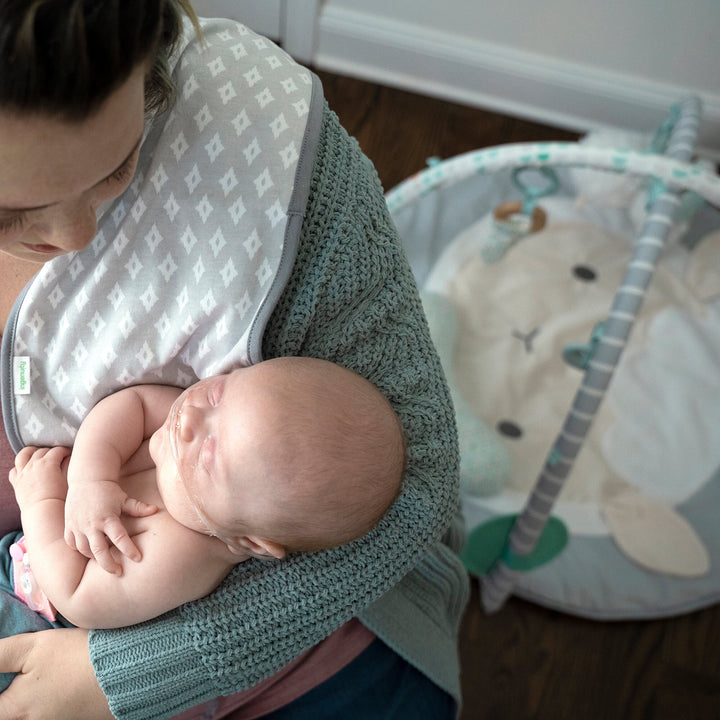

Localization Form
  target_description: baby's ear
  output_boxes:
[226,535,286,560]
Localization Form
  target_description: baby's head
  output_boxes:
[152,357,405,559]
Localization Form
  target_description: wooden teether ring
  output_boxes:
[493,202,547,233]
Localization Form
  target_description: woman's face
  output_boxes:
[0,64,146,263]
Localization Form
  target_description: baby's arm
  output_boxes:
[64,384,182,574]
[11,446,236,628]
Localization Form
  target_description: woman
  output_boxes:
[0,2,468,719]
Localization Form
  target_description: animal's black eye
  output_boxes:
[497,420,523,439]
[572,265,597,282]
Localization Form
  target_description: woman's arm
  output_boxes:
[86,106,460,720]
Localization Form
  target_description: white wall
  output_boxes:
[191,0,282,38]
[191,0,319,63]
[324,0,717,94]
[188,1,719,156]
[315,0,720,157]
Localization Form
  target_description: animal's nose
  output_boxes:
[511,327,540,353]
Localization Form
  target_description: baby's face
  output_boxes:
[149,370,256,536]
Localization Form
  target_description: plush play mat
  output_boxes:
[387,97,720,619]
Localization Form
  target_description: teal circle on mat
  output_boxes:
[460,514,568,576]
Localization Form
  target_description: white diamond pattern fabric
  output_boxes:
[3,18,318,449]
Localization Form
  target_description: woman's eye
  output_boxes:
[0,214,26,234]
[105,149,139,186]
[106,160,134,185]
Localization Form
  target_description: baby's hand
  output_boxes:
[64,480,157,575]
[10,446,71,506]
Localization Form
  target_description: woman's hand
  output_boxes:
[0,629,113,720]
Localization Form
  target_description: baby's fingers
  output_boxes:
[65,529,95,561]
[121,496,158,519]
[104,518,142,565]
[64,528,79,553]
[13,446,39,472]
[88,531,123,576]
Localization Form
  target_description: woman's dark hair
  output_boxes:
[0,0,200,120]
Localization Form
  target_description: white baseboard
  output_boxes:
[315,6,720,161]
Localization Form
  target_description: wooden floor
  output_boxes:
[318,70,720,720]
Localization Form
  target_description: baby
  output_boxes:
[8,357,405,630]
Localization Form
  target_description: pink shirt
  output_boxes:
[174,619,375,720]
[0,389,374,720]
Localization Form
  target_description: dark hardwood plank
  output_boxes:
[318,70,579,191]
[460,581,720,720]
[318,70,720,720]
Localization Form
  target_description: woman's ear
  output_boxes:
[226,535,287,560]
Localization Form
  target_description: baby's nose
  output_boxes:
[178,404,203,443]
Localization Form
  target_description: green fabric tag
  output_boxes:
[460,514,568,576]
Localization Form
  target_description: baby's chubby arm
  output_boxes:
[10,446,238,628]
[64,384,183,574]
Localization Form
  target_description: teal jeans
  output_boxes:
[0,531,72,693]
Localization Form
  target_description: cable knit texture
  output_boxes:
[89,105,468,720]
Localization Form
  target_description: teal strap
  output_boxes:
[511,166,559,215]
[563,321,605,370]
[650,103,681,155]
